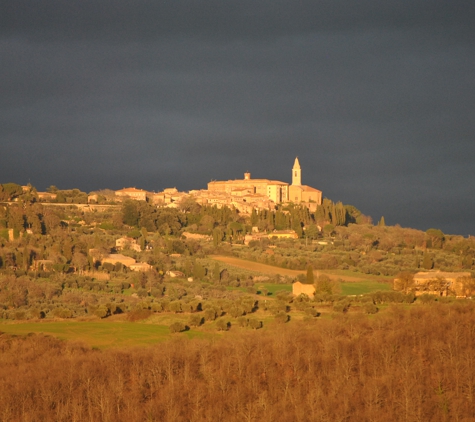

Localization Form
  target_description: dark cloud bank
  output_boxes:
[1,1,474,235]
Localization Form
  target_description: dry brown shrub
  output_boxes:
[1,303,475,421]
[126,308,152,322]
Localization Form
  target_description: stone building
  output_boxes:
[268,230,300,240]
[208,171,288,204]
[108,157,321,215]
[292,281,316,298]
[288,158,322,206]
[412,271,473,297]
[115,187,148,201]
[207,157,321,207]
[102,253,136,267]
[150,188,187,206]
[37,192,57,201]
[130,262,153,272]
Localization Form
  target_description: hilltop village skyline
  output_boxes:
[33,158,322,215]
[7,156,472,236]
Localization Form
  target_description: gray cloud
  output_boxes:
[2,1,473,42]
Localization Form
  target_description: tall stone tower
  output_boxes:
[292,157,301,186]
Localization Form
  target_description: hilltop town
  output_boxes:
[83,157,322,213]
[1,152,475,302]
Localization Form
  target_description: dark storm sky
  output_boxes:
[1,1,474,235]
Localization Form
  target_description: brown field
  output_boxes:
[210,255,376,282]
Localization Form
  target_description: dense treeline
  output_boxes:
[0,270,265,322]
[239,224,475,275]
[0,194,365,240]
[1,303,475,421]
[3,202,474,279]
[1,267,453,322]
[0,183,27,202]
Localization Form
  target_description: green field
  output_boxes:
[340,281,392,295]
[228,283,293,295]
[259,283,292,295]
[0,320,202,349]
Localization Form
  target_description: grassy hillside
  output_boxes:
[0,319,211,349]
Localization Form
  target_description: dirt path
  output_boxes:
[209,255,370,282]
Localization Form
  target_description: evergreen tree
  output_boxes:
[212,227,223,247]
[306,265,314,284]
[422,253,434,270]
[213,262,221,280]
[22,246,29,270]
[330,201,336,225]
[314,205,325,225]
[292,219,303,237]
[305,224,320,240]
[334,202,346,226]
[0,183,23,201]
[250,209,258,225]
[274,210,287,230]
[426,228,445,249]
[193,261,206,280]
[122,200,139,227]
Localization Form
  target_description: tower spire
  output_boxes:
[292,157,301,186]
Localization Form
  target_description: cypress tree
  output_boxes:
[250,209,258,225]
[306,265,315,284]
[422,253,434,270]
[213,262,220,280]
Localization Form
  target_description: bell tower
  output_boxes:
[292,157,301,186]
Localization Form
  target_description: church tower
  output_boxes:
[292,157,301,186]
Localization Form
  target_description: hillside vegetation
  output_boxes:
[1,303,474,422]
[0,191,474,325]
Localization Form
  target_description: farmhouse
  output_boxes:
[395,270,475,297]
[130,262,153,272]
[268,230,299,240]
[37,192,57,201]
[413,271,473,297]
[102,254,136,268]
[292,281,316,298]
